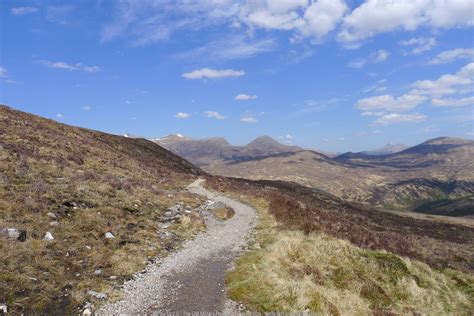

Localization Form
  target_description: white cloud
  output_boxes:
[410,63,474,96]
[278,134,293,140]
[432,96,474,107]
[0,67,7,78]
[103,0,347,47]
[373,113,426,126]
[235,94,257,101]
[204,111,225,120]
[175,112,191,119]
[182,68,245,80]
[429,48,474,64]
[338,0,474,43]
[56,113,64,118]
[240,114,258,123]
[399,37,437,55]
[357,63,474,127]
[356,94,427,112]
[296,0,348,41]
[82,106,92,111]
[40,60,101,73]
[348,49,390,68]
[103,0,474,50]
[11,7,38,15]
[374,49,390,62]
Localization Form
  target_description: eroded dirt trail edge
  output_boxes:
[98,178,257,314]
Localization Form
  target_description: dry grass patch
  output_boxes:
[225,195,474,315]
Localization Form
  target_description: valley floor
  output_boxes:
[98,179,257,314]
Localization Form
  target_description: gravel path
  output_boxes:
[97,178,257,314]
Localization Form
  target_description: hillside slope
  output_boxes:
[207,176,474,314]
[0,105,205,314]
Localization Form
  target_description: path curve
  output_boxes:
[98,178,257,314]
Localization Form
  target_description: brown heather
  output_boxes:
[0,105,205,314]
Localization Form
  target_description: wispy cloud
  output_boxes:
[82,106,92,111]
[432,96,474,107]
[429,48,474,65]
[182,68,244,80]
[399,37,437,55]
[204,111,225,120]
[11,7,38,16]
[46,5,74,24]
[356,94,427,112]
[373,113,426,126]
[178,36,276,62]
[175,112,191,119]
[363,79,387,93]
[348,49,390,68]
[240,114,258,123]
[40,60,101,73]
[0,67,7,78]
[235,94,257,101]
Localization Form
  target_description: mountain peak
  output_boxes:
[422,137,474,146]
[247,136,281,147]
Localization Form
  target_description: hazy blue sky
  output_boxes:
[1,0,473,152]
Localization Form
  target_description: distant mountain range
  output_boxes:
[153,135,302,167]
[360,143,408,155]
[155,135,474,216]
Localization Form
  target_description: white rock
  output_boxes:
[49,221,60,227]
[82,308,92,315]
[94,269,102,275]
[43,232,54,241]
[0,303,7,313]
[105,232,115,239]
[109,276,117,280]
[1,228,26,241]
[47,212,57,219]
[88,290,108,300]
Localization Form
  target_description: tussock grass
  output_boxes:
[226,196,474,315]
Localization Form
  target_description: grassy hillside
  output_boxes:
[0,106,205,314]
[205,177,474,314]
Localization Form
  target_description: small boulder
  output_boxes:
[82,308,92,316]
[47,212,57,219]
[49,221,60,227]
[109,276,117,280]
[0,303,7,314]
[1,228,27,242]
[43,232,54,241]
[105,232,115,239]
[87,290,108,300]
[94,269,102,276]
